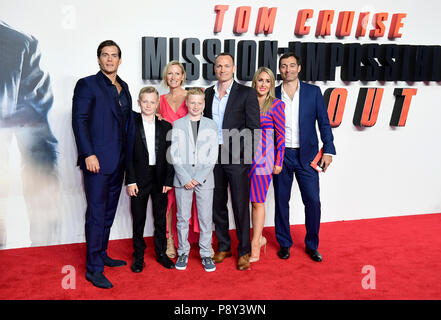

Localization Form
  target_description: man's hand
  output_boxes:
[273,165,282,175]
[320,154,333,173]
[162,186,172,193]
[85,155,100,173]
[126,184,139,197]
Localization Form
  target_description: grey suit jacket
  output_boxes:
[170,115,218,189]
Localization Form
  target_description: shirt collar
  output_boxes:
[214,79,234,96]
[98,70,122,87]
[281,79,300,98]
[142,114,155,124]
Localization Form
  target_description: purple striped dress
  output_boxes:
[249,98,285,203]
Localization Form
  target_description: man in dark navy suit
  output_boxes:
[274,52,336,262]
[72,40,134,288]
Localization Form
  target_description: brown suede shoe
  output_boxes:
[213,250,232,263]
[237,254,250,271]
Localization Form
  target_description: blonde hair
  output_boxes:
[251,67,276,114]
[186,87,205,101]
[138,86,159,100]
[161,60,186,88]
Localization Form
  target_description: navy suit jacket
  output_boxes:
[275,81,335,168]
[72,71,135,174]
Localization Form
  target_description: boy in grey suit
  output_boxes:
[170,88,218,272]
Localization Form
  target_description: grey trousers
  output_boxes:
[175,186,213,258]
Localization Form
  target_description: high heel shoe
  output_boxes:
[250,236,267,263]
[261,236,267,255]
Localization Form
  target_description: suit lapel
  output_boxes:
[222,81,238,129]
[154,117,161,159]
[195,116,208,149]
[275,84,282,99]
[299,81,306,115]
[137,114,149,159]
[185,115,196,150]
[204,86,215,119]
[96,72,123,124]
[298,81,306,140]
[119,78,131,107]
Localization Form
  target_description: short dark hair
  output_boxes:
[279,52,301,68]
[97,40,121,58]
[215,52,235,64]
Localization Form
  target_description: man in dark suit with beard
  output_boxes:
[72,40,135,289]
[274,52,336,263]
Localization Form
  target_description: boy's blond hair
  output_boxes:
[186,87,205,100]
[138,86,159,100]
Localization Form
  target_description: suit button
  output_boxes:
[192,164,195,167]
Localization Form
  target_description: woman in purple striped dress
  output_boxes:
[249,67,286,262]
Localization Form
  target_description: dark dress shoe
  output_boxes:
[277,246,290,259]
[213,250,232,263]
[305,247,322,262]
[156,254,175,269]
[86,271,113,289]
[131,258,145,273]
[103,256,127,267]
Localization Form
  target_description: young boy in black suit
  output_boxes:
[126,86,175,272]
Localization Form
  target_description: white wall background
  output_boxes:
[1,0,440,249]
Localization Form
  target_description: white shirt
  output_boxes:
[142,115,156,165]
[281,81,300,148]
[281,81,334,157]
[212,80,234,144]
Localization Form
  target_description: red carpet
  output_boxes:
[0,213,440,300]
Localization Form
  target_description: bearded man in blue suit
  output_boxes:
[72,40,135,288]
[273,52,336,262]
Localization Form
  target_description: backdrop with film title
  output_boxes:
[0,0,440,249]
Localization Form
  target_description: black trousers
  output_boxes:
[130,166,167,259]
[213,162,251,257]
